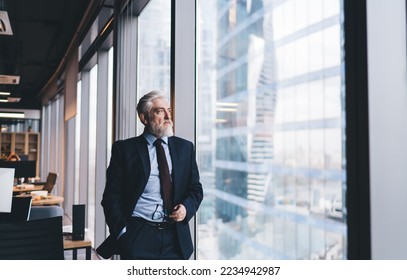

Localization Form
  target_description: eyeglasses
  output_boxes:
[151,204,172,222]
[152,204,165,221]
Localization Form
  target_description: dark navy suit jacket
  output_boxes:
[96,135,203,259]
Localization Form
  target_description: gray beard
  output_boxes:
[149,123,174,138]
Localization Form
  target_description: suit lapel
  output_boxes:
[134,135,150,187]
[168,137,180,194]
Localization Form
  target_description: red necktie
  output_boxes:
[154,139,173,217]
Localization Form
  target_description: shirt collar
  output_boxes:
[143,131,169,146]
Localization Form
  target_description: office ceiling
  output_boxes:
[0,0,91,110]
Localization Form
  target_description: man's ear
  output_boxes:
[139,113,148,125]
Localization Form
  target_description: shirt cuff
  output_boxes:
[117,227,126,240]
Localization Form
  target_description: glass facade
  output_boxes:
[87,64,98,243]
[137,0,171,135]
[138,0,171,97]
[197,0,346,259]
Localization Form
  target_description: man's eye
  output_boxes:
[156,109,164,114]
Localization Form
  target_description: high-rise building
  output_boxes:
[197,0,346,260]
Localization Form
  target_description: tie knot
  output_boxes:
[154,138,163,146]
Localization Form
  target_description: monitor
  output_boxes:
[0,160,36,179]
[0,168,14,213]
[0,196,32,221]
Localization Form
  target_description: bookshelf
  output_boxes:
[0,132,40,176]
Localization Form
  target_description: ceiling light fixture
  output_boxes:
[0,11,12,35]
[0,75,20,84]
[7,97,20,103]
[0,18,5,32]
[0,112,25,118]
[0,91,10,95]
[0,97,21,103]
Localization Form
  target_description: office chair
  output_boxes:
[43,172,57,194]
[0,196,32,222]
[0,216,64,260]
[29,205,64,220]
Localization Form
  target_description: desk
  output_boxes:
[63,237,92,260]
[13,185,44,194]
[31,195,64,206]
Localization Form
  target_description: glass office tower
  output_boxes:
[197,0,346,259]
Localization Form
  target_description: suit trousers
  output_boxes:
[118,217,183,260]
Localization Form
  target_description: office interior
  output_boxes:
[0,0,406,260]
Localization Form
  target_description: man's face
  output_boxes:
[146,98,174,138]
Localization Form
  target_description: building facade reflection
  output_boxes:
[197,0,346,260]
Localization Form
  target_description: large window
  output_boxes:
[87,64,98,243]
[138,0,171,96]
[41,95,64,195]
[197,0,346,259]
[137,0,171,134]
[75,6,114,247]
[115,0,171,138]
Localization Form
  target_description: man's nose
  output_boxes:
[164,109,171,119]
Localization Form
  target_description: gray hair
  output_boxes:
[136,90,168,118]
